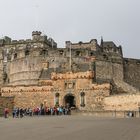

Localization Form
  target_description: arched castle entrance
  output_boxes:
[64,94,76,108]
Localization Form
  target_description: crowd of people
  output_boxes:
[4,106,71,118]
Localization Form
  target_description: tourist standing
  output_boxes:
[12,107,16,118]
[4,108,9,118]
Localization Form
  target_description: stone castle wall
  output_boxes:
[0,31,139,112]
[66,39,97,51]
[1,71,110,111]
[9,56,43,85]
[103,93,140,111]
[95,59,124,82]
[123,58,140,90]
[1,86,53,108]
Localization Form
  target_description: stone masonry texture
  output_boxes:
[0,31,140,111]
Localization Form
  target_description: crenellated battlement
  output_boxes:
[101,41,123,56]
[0,31,57,48]
[51,71,94,80]
[65,39,98,51]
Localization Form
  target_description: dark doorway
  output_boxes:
[64,94,75,108]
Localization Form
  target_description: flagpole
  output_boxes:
[70,43,72,71]
[52,39,54,48]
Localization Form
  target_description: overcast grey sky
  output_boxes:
[0,0,139,58]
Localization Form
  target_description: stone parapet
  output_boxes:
[51,71,94,80]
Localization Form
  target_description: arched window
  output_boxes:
[55,93,59,106]
[80,92,85,107]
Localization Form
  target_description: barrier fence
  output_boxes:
[71,110,140,118]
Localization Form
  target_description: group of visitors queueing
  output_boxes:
[4,105,72,118]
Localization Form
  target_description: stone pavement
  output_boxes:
[0,116,140,140]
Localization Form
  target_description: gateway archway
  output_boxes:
[64,94,76,108]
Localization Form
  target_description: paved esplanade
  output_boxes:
[0,116,140,140]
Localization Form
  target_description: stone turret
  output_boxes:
[32,31,42,40]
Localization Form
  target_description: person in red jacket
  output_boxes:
[4,108,9,118]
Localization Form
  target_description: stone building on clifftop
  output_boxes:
[0,31,140,111]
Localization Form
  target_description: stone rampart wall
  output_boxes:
[9,56,43,85]
[104,93,140,111]
[1,86,53,108]
[123,58,140,89]
[95,60,123,82]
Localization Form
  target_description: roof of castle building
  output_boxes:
[102,41,117,48]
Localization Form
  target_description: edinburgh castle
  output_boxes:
[0,31,140,112]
